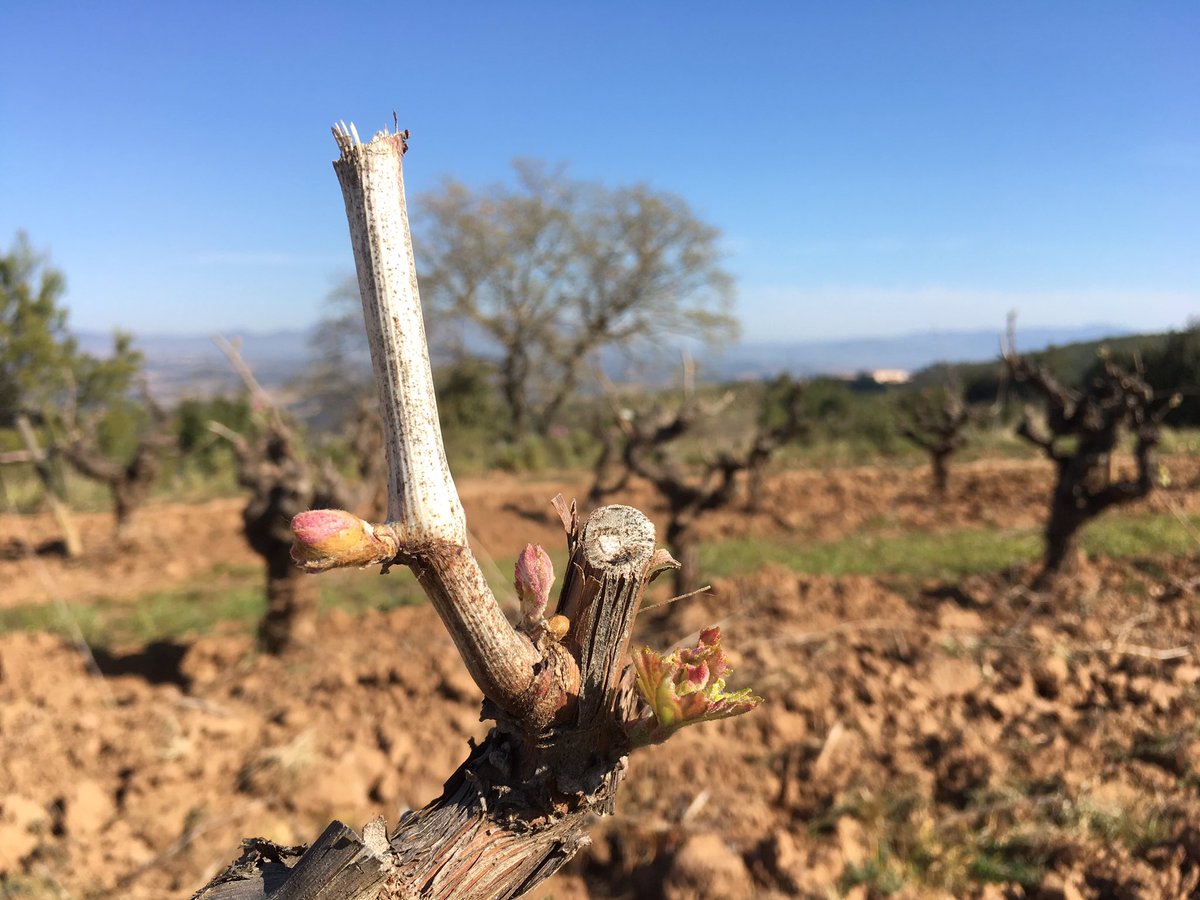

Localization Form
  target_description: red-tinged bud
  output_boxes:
[290,509,399,572]
[292,509,358,549]
[515,543,555,626]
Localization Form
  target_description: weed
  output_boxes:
[1077,803,1178,853]
[967,836,1047,887]
[840,846,907,895]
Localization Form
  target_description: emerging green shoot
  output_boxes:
[628,626,762,746]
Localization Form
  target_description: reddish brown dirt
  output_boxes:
[620,557,1200,899]
[0,497,256,609]
[1,457,1199,898]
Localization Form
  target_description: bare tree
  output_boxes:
[56,386,175,539]
[898,383,970,497]
[211,415,348,654]
[196,123,760,900]
[1004,339,1177,583]
[4,413,83,556]
[418,160,737,439]
[210,340,381,654]
[591,369,806,596]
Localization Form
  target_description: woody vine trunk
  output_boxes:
[196,122,762,900]
[1004,341,1173,586]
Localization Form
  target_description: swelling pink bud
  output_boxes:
[291,509,399,572]
[515,543,555,626]
[292,509,359,550]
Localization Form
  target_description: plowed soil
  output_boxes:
[1,456,1199,898]
[9,455,1199,609]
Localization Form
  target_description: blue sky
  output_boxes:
[2,2,1197,343]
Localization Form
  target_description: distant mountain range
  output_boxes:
[708,324,1134,380]
[77,329,319,401]
[76,323,1135,400]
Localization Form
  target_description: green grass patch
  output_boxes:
[0,453,243,515]
[0,561,433,648]
[1082,512,1200,558]
[699,510,1199,581]
[0,463,115,514]
[0,546,541,649]
[1160,428,1200,455]
[700,528,1041,581]
[0,583,265,647]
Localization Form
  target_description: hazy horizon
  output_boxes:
[74,318,1146,346]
